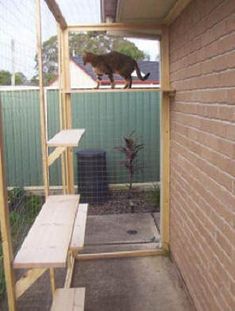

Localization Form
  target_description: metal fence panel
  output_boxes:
[1,89,160,187]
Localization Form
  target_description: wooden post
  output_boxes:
[59,28,74,194]
[160,26,170,251]
[58,26,67,194]
[0,103,17,311]
[36,0,49,197]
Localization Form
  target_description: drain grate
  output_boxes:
[127,229,138,235]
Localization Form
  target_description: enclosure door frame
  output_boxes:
[0,5,171,311]
[59,23,170,252]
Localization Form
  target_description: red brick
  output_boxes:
[169,1,235,310]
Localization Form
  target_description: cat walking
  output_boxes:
[83,51,150,89]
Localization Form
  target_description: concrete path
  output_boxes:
[85,213,160,245]
[11,213,195,311]
[73,256,195,311]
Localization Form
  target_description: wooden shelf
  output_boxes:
[64,88,160,94]
[62,88,175,95]
[47,129,85,147]
[51,288,85,311]
[13,195,80,269]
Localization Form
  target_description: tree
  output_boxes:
[0,70,27,85]
[15,72,27,85]
[0,70,11,85]
[35,32,150,85]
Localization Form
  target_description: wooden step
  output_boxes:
[70,204,88,254]
[13,195,80,269]
[47,129,85,147]
[51,288,85,311]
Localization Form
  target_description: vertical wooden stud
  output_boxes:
[58,26,67,194]
[0,103,17,311]
[49,268,56,294]
[36,0,49,198]
[59,28,74,194]
[160,26,170,251]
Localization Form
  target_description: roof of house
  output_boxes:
[72,55,159,85]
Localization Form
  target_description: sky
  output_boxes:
[0,0,159,79]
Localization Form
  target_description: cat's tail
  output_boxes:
[135,62,150,81]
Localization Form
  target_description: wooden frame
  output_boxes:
[68,22,163,33]
[36,0,50,198]
[44,0,67,30]
[160,27,170,251]
[164,0,192,25]
[0,103,16,310]
[0,1,173,309]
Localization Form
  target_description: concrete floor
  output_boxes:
[85,213,160,245]
[2,213,195,310]
[72,256,195,311]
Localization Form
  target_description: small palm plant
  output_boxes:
[115,132,144,198]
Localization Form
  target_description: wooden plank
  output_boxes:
[64,88,163,94]
[48,147,66,166]
[0,103,16,310]
[51,288,85,311]
[50,268,56,294]
[57,26,67,194]
[76,249,167,261]
[164,0,192,25]
[68,22,163,32]
[160,26,170,251]
[44,0,67,30]
[47,129,85,147]
[15,268,47,299]
[13,195,80,269]
[64,251,75,288]
[70,204,88,253]
[36,0,49,197]
[59,29,74,194]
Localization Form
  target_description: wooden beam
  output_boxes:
[57,25,67,194]
[60,29,74,194]
[44,0,67,30]
[15,268,47,299]
[0,103,16,311]
[36,0,50,197]
[76,249,167,261]
[68,22,163,33]
[48,147,66,166]
[50,268,56,294]
[164,0,192,25]
[160,26,170,251]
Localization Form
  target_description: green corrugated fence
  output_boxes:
[1,89,160,187]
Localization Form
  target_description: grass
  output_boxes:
[0,193,43,300]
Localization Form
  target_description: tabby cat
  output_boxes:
[83,51,150,89]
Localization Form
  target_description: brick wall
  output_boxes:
[169,0,235,310]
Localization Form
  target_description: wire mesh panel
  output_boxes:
[0,1,161,309]
[0,1,58,308]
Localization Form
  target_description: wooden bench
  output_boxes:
[14,195,80,269]
[13,195,89,306]
[51,288,85,311]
